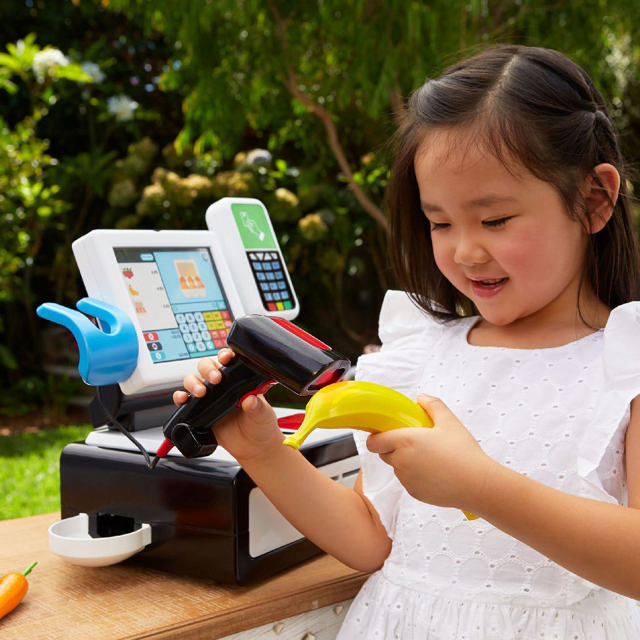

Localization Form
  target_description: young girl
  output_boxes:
[177,45,640,638]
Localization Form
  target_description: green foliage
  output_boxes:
[0,116,69,304]
[0,425,92,519]
[0,3,182,413]
[108,0,640,163]
[0,33,91,308]
[105,142,387,348]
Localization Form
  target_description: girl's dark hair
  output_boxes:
[387,44,640,319]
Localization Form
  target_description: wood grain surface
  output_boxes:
[0,513,369,640]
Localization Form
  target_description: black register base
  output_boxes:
[57,427,358,584]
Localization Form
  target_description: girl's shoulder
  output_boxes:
[375,290,470,348]
[603,301,640,387]
[355,291,470,390]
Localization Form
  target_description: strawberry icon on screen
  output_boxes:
[122,268,134,279]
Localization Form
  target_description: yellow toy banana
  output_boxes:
[283,380,433,448]
[282,380,477,520]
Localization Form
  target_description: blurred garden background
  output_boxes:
[1,0,640,515]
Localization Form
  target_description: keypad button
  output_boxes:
[246,250,295,312]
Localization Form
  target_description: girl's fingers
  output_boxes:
[217,348,236,366]
[183,373,207,396]
[173,389,189,406]
[416,394,447,419]
[196,351,235,382]
[366,428,411,454]
[197,357,220,381]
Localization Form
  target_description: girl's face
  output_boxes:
[414,129,592,333]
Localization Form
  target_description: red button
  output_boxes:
[144,332,159,341]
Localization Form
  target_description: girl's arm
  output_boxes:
[231,397,391,571]
[176,353,391,572]
[367,394,640,600]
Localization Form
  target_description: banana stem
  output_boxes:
[282,416,316,449]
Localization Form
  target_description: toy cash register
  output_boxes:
[40,198,359,584]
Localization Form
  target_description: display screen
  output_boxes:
[114,247,234,364]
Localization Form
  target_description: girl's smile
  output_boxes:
[469,276,508,298]
[413,128,608,344]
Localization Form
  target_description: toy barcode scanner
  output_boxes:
[151,315,351,467]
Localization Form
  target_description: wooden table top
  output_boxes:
[0,512,369,640]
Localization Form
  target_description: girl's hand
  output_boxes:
[173,350,283,464]
[366,394,495,514]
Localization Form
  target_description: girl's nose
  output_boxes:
[454,234,489,266]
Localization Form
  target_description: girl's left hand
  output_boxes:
[366,394,494,514]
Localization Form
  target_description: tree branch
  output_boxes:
[269,2,389,233]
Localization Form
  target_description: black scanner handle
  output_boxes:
[152,314,351,466]
[161,359,273,458]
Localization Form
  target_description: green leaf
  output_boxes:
[0,52,23,72]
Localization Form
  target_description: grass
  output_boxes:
[0,424,93,520]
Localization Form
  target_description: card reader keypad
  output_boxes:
[248,251,294,311]
[175,309,232,352]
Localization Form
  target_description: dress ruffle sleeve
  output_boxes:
[353,291,444,535]
[602,302,640,388]
[578,302,640,501]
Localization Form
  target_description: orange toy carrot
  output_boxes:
[0,561,37,619]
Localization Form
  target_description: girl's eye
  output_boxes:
[483,217,511,228]
[429,221,450,231]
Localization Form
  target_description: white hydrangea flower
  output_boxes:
[107,94,139,122]
[246,148,273,165]
[32,48,69,83]
[81,61,106,83]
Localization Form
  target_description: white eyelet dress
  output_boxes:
[336,291,640,640]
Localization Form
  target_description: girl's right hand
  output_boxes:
[173,350,283,464]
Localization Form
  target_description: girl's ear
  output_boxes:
[583,163,620,234]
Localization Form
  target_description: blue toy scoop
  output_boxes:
[36,298,139,386]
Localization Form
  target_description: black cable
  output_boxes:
[95,389,154,469]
